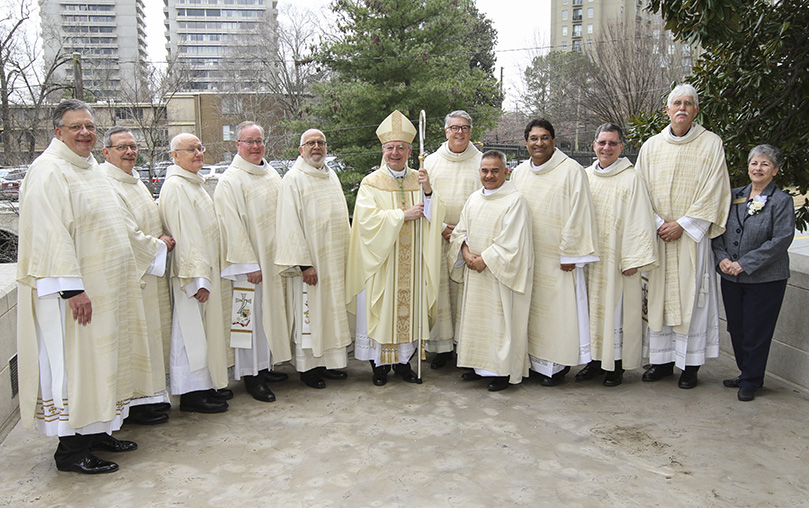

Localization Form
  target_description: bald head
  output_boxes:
[170,133,205,173]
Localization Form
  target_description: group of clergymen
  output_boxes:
[17,82,731,474]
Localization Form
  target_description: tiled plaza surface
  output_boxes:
[1,353,807,507]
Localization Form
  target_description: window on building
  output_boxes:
[587,24,593,34]
[562,41,568,50]
[562,25,568,36]
[222,124,237,141]
[573,8,582,20]
[572,0,582,5]
[573,24,582,37]
[572,40,581,52]
[562,10,568,20]
[587,7,593,17]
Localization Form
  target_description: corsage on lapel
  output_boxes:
[747,195,767,216]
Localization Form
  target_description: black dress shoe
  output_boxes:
[180,391,229,413]
[678,366,699,389]
[263,370,288,383]
[57,454,119,474]
[371,362,391,386]
[91,435,138,453]
[723,376,741,388]
[738,387,756,401]
[393,362,419,383]
[603,369,624,387]
[538,366,570,387]
[321,369,348,380]
[124,407,169,425]
[244,375,276,402]
[300,369,326,389]
[208,388,234,401]
[461,370,483,381]
[487,376,510,392]
[575,361,604,381]
[642,362,675,382]
[430,352,452,369]
[151,402,172,413]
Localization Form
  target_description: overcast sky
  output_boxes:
[143,0,551,107]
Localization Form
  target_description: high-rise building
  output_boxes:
[39,0,148,99]
[550,0,694,69]
[163,0,279,91]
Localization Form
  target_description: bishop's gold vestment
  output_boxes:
[346,165,446,363]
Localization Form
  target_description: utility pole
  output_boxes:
[72,52,83,100]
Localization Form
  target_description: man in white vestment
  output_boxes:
[214,121,292,401]
[159,133,232,412]
[275,129,351,388]
[636,84,731,389]
[17,100,147,474]
[576,124,657,387]
[423,110,482,369]
[346,110,446,385]
[102,126,175,424]
[449,150,533,391]
[511,119,599,387]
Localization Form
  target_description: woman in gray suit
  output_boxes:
[712,144,795,401]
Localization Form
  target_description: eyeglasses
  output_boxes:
[383,144,410,153]
[238,139,264,146]
[175,146,206,154]
[108,144,138,152]
[63,123,96,132]
[302,140,327,148]
[446,125,471,133]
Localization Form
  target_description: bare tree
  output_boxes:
[12,44,71,160]
[266,5,325,121]
[0,0,72,164]
[0,1,32,161]
[518,49,596,151]
[212,6,325,157]
[112,57,190,179]
[582,19,690,126]
[520,18,692,150]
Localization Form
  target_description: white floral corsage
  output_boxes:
[747,195,767,216]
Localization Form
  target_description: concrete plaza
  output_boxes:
[1,352,807,507]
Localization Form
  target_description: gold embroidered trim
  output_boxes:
[363,167,420,192]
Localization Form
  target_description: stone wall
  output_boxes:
[0,264,17,442]
[718,252,809,390]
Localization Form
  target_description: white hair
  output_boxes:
[299,129,326,146]
[170,133,197,151]
[667,84,699,108]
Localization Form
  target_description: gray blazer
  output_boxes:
[712,180,794,283]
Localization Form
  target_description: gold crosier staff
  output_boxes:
[416,109,427,383]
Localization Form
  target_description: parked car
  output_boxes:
[200,164,228,180]
[141,167,168,196]
[268,160,295,176]
[0,169,27,201]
